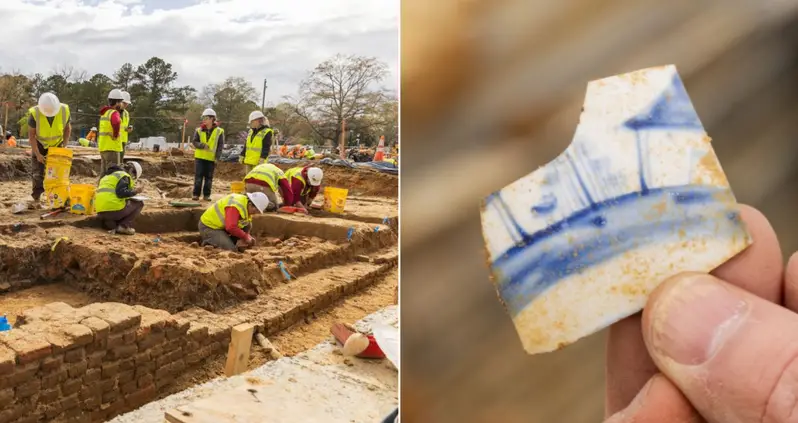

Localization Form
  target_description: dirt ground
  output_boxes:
[0,283,93,325]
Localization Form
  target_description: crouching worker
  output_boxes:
[95,162,143,235]
[243,163,293,212]
[285,166,323,213]
[198,192,269,251]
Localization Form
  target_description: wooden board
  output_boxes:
[224,323,255,377]
[165,386,270,423]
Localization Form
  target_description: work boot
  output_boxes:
[116,226,135,235]
[203,197,212,202]
[192,196,199,201]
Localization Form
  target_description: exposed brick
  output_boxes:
[147,344,164,358]
[99,378,116,393]
[83,368,101,384]
[0,387,13,403]
[120,380,138,395]
[137,373,154,388]
[40,387,60,404]
[101,389,119,403]
[155,377,173,390]
[41,368,68,389]
[41,354,64,372]
[0,404,27,423]
[91,336,108,351]
[164,338,184,351]
[43,401,64,419]
[109,344,137,360]
[156,349,183,367]
[166,327,186,340]
[0,330,51,364]
[119,358,135,371]
[155,360,185,381]
[137,331,165,350]
[81,316,110,339]
[64,348,86,363]
[135,361,155,377]
[187,323,209,342]
[101,362,120,379]
[126,384,156,408]
[185,350,202,365]
[63,324,93,347]
[67,360,88,378]
[83,303,141,332]
[62,378,82,396]
[14,414,40,423]
[118,370,135,384]
[15,379,40,398]
[61,393,80,411]
[82,395,100,410]
[122,330,137,344]
[132,305,171,334]
[0,346,16,376]
[133,351,151,366]
[106,333,125,348]
[87,351,106,368]
[79,385,101,401]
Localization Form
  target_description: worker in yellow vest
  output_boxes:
[28,92,71,206]
[242,111,273,173]
[120,91,133,160]
[190,108,225,201]
[285,166,323,212]
[95,162,143,235]
[198,192,269,251]
[98,89,125,176]
[243,163,293,212]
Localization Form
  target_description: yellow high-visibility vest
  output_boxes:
[95,171,134,213]
[194,127,224,162]
[284,167,310,197]
[244,163,285,192]
[120,110,130,144]
[200,193,251,230]
[98,109,122,152]
[244,127,273,166]
[28,105,70,148]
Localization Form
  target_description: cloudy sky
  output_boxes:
[0,0,398,103]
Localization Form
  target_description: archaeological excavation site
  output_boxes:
[0,149,399,422]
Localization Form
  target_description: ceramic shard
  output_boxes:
[480,65,751,355]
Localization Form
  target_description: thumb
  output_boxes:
[642,272,797,423]
[604,374,702,423]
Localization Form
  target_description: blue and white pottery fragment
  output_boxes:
[480,65,752,355]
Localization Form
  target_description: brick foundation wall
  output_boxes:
[0,302,230,423]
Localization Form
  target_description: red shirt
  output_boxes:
[224,207,249,240]
[290,168,320,205]
[99,106,121,138]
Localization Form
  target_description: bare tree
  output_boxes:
[288,54,389,144]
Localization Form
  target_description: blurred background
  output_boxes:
[400,0,798,422]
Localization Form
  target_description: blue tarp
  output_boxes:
[268,156,398,175]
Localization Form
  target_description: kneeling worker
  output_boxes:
[243,163,293,212]
[285,166,323,212]
[198,192,269,251]
[96,162,143,235]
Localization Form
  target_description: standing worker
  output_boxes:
[191,108,225,201]
[242,111,273,173]
[244,162,293,212]
[120,91,133,160]
[285,166,323,212]
[95,162,144,235]
[98,89,125,175]
[28,92,71,206]
[198,192,269,251]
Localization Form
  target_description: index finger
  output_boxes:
[605,204,783,416]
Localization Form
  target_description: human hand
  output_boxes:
[126,126,133,133]
[259,158,266,164]
[605,205,789,422]
[35,152,45,164]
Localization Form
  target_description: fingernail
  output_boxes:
[648,274,748,365]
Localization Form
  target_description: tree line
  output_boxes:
[0,54,397,148]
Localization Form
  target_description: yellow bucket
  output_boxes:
[68,184,96,215]
[45,184,70,209]
[231,181,245,194]
[323,187,348,214]
[43,147,73,190]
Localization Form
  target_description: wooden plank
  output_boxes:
[164,386,269,423]
[224,323,255,377]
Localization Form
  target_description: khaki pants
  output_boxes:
[100,151,121,176]
[198,221,250,251]
[245,183,279,211]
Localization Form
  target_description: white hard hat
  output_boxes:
[307,167,323,186]
[90,127,97,131]
[128,161,142,179]
[108,89,124,100]
[248,111,265,122]
[246,192,269,213]
[121,91,132,104]
[202,108,216,118]
[38,93,61,117]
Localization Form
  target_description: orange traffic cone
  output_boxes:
[373,135,385,162]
